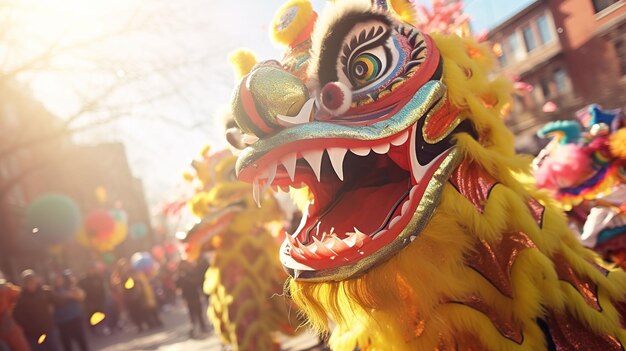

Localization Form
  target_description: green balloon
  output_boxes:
[26,193,81,245]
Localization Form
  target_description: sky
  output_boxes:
[18,0,535,212]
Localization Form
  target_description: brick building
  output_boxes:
[487,0,626,152]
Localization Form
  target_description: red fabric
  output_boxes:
[0,284,30,351]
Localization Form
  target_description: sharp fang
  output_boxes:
[328,235,349,251]
[389,216,402,228]
[327,147,347,181]
[372,143,390,154]
[277,98,315,127]
[391,131,409,146]
[302,150,323,181]
[299,241,319,258]
[252,178,261,207]
[291,247,307,261]
[410,236,417,242]
[344,228,368,248]
[313,237,336,256]
[372,230,387,240]
[281,153,297,181]
[285,234,298,247]
[350,147,370,156]
[261,162,277,194]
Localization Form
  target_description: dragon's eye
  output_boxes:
[335,21,400,95]
[350,50,385,87]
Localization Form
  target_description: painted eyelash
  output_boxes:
[339,25,387,68]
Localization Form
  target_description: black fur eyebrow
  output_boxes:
[339,25,388,68]
[316,12,392,86]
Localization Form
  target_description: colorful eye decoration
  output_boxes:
[336,22,400,93]
[351,52,382,86]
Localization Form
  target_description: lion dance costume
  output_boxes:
[222,0,626,350]
[183,147,297,351]
[534,105,626,266]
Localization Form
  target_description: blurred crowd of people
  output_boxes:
[0,258,209,351]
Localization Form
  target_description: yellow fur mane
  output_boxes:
[288,34,626,350]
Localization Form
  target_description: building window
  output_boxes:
[553,68,570,94]
[536,15,554,45]
[592,0,621,13]
[522,25,538,52]
[507,33,525,62]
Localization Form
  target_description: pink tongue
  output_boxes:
[318,180,408,237]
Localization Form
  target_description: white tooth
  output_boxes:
[302,149,324,181]
[277,98,315,127]
[350,147,371,156]
[326,147,347,181]
[372,143,390,154]
[313,237,337,256]
[252,178,261,207]
[401,200,411,215]
[242,134,259,145]
[344,228,368,248]
[281,153,297,181]
[372,230,387,240]
[391,131,409,146]
[389,216,402,228]
[271,185,279,193]
[261,162,277,194]
[409,185,418,199]
[410,236,417,242]
[328,235,349,251]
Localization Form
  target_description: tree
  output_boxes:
[0,0,216,200]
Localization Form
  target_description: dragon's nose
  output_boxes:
[232,65,309,137]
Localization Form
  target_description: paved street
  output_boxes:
[90,303,325,351]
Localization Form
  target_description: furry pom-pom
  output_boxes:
[609,128,626,160]
[228,49,257,79]
[534,144,591,190]
[270,0,314,46]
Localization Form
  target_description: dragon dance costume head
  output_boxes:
[230,0,499,282]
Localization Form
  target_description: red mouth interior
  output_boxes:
[297,150,411,244]
[265,136,415,250]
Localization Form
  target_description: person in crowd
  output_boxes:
[12,270,62,351]
[0,272,29,351]
[77,268,107,336]
[53,271,88,351]
[176,261,208,337]
[135,271,163,329]
[113,260,147,333]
